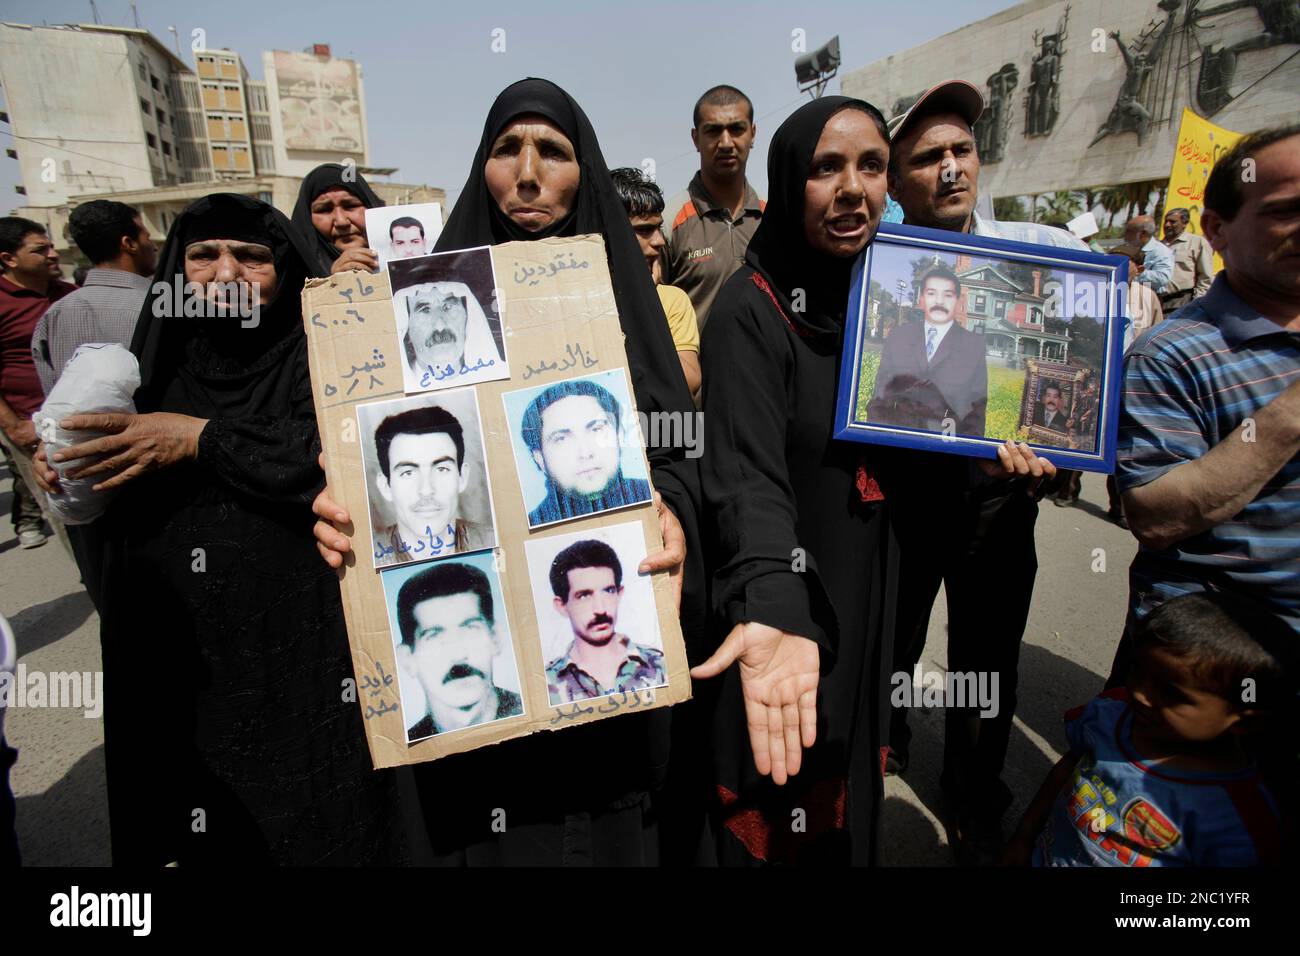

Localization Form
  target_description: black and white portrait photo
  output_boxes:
[356,387,498,569]
[381,553,524,742]
[387,245,509,393]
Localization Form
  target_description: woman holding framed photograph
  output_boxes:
[691,96,899,865]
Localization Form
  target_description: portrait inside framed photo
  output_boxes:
[834,222,1128,473]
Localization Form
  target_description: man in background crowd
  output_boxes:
[0,218,73,551]
[1123,214,1173,294]
[882,79,1076,865]
[1115,124,1300,662]
[32,201,156,394]
[611,167,700,398]
[660,85,764,331]
[1160,206,1216,312]
[30,200,156,607]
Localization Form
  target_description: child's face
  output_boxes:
[1128,645,1243,744]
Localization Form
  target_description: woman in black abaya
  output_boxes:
[313,78,706,865]
[56,194,403,865]
[690,97,898,865]
[290,163,385,277]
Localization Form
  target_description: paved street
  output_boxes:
[0,462,1135,866]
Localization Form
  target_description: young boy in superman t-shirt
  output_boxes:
[1004,592,1294,866]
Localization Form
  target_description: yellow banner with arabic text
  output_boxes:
[1165,108,1242,271]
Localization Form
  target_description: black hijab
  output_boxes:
[438,81,698,479]
[438,77,705,639]
[290,163,385,277]
[132,193,317,417]
[744,95,887,340]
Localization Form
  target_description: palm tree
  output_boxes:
[1037,190,1082,223]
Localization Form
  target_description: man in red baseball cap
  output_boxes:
[879,79,1085,866]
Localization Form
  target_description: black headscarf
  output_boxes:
[437,80,703,630]
[290,163,385,277]
[131,193,318,417]
[744,95,886,339]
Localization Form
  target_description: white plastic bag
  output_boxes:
[33,343,140,526]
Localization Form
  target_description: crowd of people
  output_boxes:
[0,72,1296,868]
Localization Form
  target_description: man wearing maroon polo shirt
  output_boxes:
[0,218,74,549]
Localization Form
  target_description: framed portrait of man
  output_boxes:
[834,222,1128,474]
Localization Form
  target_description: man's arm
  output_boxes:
[1193,237,1215,297]
[678,350,701,398]
[0,394,35,450]
[1124,377,1300,550]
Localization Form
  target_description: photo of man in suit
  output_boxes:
[1036,382,1069,432]
[867,262,988,435]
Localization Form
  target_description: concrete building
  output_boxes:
[841,0,1300,207]
[2,23,438,273]
[0,22,202,206]
[261,46,370,179]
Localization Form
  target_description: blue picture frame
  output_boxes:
[833,222,1130,474]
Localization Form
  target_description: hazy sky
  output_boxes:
[0,0,1017,213]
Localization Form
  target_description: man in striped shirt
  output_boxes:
[1116,124,1300,657]
[29,200,155,611]
[31,200,155,394]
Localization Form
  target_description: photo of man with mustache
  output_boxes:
[543,539,665,706]
[1036,381,1069,432]
[867,262,988,435]
[388,245,509,393]
[393,560,523,742]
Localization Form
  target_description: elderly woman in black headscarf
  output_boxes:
[290,163,385,277]
[688,97,899,866]
[49,194,403,866]
[312,78,704,865]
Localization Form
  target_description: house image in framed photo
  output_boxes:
[948,257,1071,366]
[835,222,1128,474]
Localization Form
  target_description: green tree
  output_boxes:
[1037,190,1082,224]
[994,195,1029,221]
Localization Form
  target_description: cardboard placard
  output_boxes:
[302,235,691,769]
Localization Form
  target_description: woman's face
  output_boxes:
[311,187,368,251]
[184,239,279,313]
[802,109,889,258]
[484,115,580,233]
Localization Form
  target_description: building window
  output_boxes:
[995,299,1007,318]
[138,61,147,82]
[150,74,160,91]
[974,293,986,310]
[155,108,165,124]
[254,143,275,173]
[140,98,150,115]
[146,132,157,149]
[162,141,172,157]
[1030,308,1042,324]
